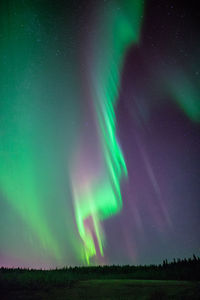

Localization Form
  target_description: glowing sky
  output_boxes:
[0,0,199,268]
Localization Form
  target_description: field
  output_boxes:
[1,279,200,300]
[1,258,200,299]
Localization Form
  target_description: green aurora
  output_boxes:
[70,0,145,264]
[0,1,199,267]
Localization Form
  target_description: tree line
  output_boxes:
[1,255,200,281]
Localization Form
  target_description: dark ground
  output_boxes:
[1,258,200,299]
[1,279,200,300]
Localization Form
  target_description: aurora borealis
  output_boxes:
[70,1,144,264]
[0,0,200,268]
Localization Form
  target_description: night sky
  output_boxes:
[0,0,199,268]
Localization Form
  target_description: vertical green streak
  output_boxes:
[0,1,60,260]
[72,0,144,264]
